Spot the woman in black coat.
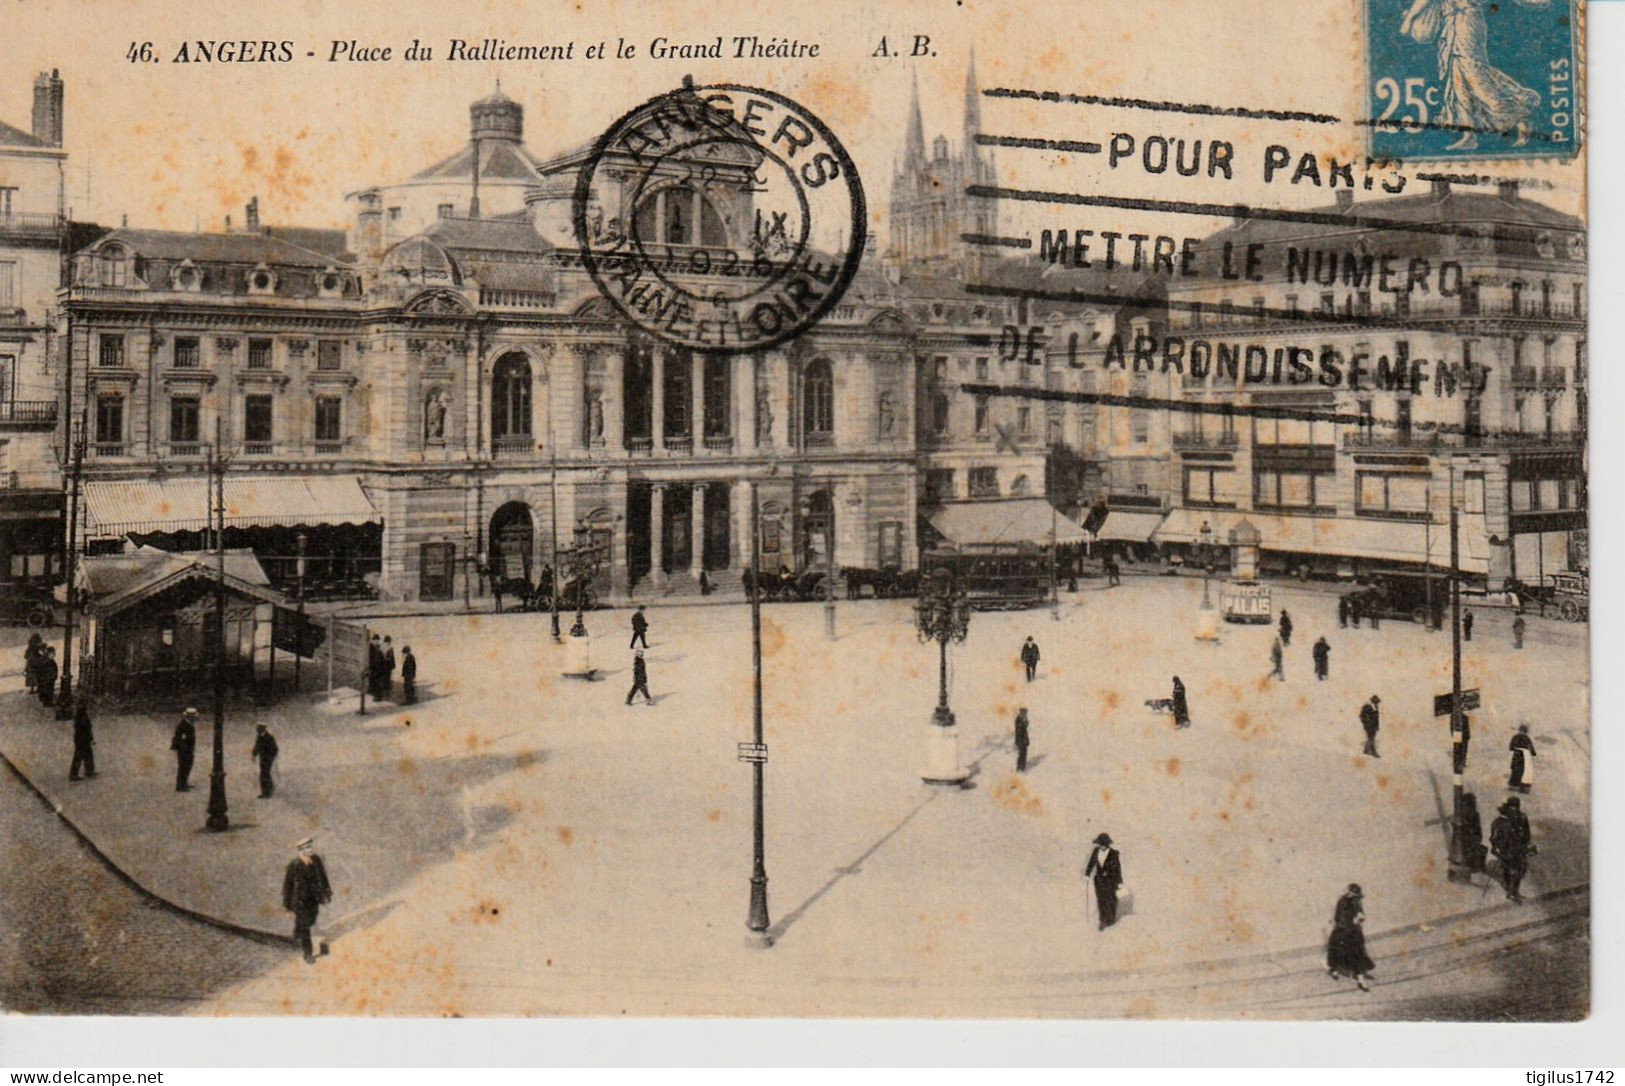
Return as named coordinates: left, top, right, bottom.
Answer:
left=1459, top=792, right=1487, bottom=873
left=1171, top=676, right=1190, bottom=729
left=1326, top=884, right=1375, bottom=990
left=1508, top=725, right=1536, bottom=793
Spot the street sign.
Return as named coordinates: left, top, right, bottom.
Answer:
left=737, top=742, right=768, bottom=764
left=1434, top=689, right=1481, bottom=717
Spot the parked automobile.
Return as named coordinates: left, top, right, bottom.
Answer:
left=0, top=585, right=56, bottom=628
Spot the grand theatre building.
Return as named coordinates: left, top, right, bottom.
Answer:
left=61, top=87, right=921, bottom=603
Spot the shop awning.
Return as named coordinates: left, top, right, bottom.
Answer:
left=1095, top=510, right=1167, bottom=543
left=81, top=476, right=380, bottom=539
left=928, top=498, right=1090, bottom=547
left=1154, top=508, right=1489, bottom=573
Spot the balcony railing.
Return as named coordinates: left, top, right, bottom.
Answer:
left=168, top=442, right=205, bottom=458
left=0, top=401, right=58, bottom=426
left=492, top=435, right=534, bottom=456
left=702, top=433, right=733, bottom=451
left=0, top=211, right=62, bottom=235
left=1343, top=428, right=1583, bottom=450
left=92, top=442, right=126, bottom=457
left=1172, top=431, right=1240, bottom=449
left=313, top=439, right=348, bottom=455
left=626, top=435, right=652, bottom=454
left=1542, top=367, right=1568, bottom=387
left=664, top=435, right=693, bottom=454
left=241, top=441, right=275, bottom=456
left=1510, top=366, right=1539, bottom=387
left=0, top=471, right=18, bottom=489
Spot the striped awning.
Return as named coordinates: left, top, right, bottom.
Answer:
left=1154, top=508, right=1490, bottom=574
left=81, top=476, right=380, bottom=539
left=928, top=498, right=1090, bottom=546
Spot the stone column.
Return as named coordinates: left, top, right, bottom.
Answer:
left=692, top=353, right=706, bottom=449
left=731, top=479, right=749, bottom=571
left=770, top=353, right=791, bottom=449
left=736, top=354, right=756, bottom=451
left=603, top=345, right=624, bottom=452
left=651, top=348, right=666, bottom=451
left=649, top=482, right=667, bottom=589
left=691, top=484, right=706, bottom=575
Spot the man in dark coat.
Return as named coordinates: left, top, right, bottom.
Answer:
left=629, top=606, right=650, bottom=650
left=1278, top=609, right=1293, bottom=647
left=282, top=837, right=333, bottom=963
left=171, top=707, right=198, bottom=791
left=1452, top=712, right=1472, bottom=773
left=1459, top=792, right=1487, bottom=873
left=1337, top=595, right=1349, bottom=628
left=68, top=697, right=96, bottom=781
left=1312, top=636, right=1331, bottom=681
left=381, top=636, right=396, bottom=701
left=1268, top=637, right=1285, bottom=681
left=1512, top=614, right=1526, bottom=650
left=23, top=632, right=43, bottom=693
left=251, top=724, right=279, bottom=799
left=1105, top=557, right=1121, bottom=587
left=1171, top=676, right=1190, bottom=729
left=1084, top=833, right=1123, bottom=930
left=1349, top=595, right=1363, bottom=628
left=1013, top=707, right=1031, bottom=773
left=625, top=649, right=652, bottom=705
left=36, top=646, right=57, bottom=707
left=1326, top=884, right=1375, bottom=990
left=1490, top=796, right=1533, bottom=902
left=1020, top=636, right=1041, bottom=682
left=1508, top=724, right=1536, bottom=793
left=1360, top=695, right=1381, bottom=758
left=401, top=646, right=418, bottom=705
left=367, top=634, right=384, bottom=699
left=1462, top=607, right=1474, bottom=642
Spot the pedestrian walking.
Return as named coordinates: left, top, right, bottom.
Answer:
left=171, top=707, right=198, bottom=792
left=1489, top=796, right=1534, bottom=903
left=1084, top=833, right=1124, bottom=931
left=1349, top=596, right=1363, bottom=628
left=1325, top=884, right=1375, bottom=991
left=1451, top=712, right=1472, bottom=773
left=401, top=646, right=417, bottom=705
left=490, top=566, right=504, bottom=613
left=629, top=605, right=649, bottom=650
left=36, top=646, right=57, bottom=707
left=1369, top=605, right=1380, bottom=631
left=23, top=632, right=44, bottom=693
left=1337, top=595, right=1349, bottom=629
left=625, top=649, right=653, bottom=705
left=1460, top=792, right=1487, bottom=873
left=1360, top=695, right=1381, bottom=758
left=1507, top=724, right=1536, bottom=794
left=367, top=634, right=384, bottom=699
left=1512, top=613, right=1526, bottom=650
left=1463, top=607, right=1474, bottom=642
left=251, top=724, right=279, bottom=798
left=381, top=636, right=396, bottom=701
left=1013, top=707, right=1030, bottom=773
left=1171, top=676, right=1190, bottom=729
left=1278, top=609, right=1293, bottom=647
left=1268, top=637, right=1285, bottom=681
left=1106, top=557, right=1122, bottom=587
left=1312, top=636, right=1331, bottom=681
left=282, top=836, right=333, bottom=964
left=1020, top=636, right=1041, bottom=682
left=68, top=697, right=96, bottom=781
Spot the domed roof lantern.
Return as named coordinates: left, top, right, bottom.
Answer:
left=471, top=79, right=523, bottom=143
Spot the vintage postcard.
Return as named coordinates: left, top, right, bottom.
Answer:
left=0, top=0, right=1587, bottom=1021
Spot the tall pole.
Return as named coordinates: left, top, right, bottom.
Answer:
left=747, top=481, right=770, bottom=935
left=823, top=490, right=835, bottom=640
left=1446, top=465, right=1468, bottom=880
left=295, top=531, right=307, bottom=688
left=549, top=389, right=561, bottom=642
left=205, top=420, right=230, bottom=832
left=56, top=407, right=84, bottom=719
left=1049, top=502, right=1059, bottom=620
left=1425, top=482, right=1435, bottom=629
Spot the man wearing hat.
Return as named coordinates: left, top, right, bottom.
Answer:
left=1084, top=833, right=1124, bottom=931
left=1360, top=695, right=1382, bottom=758
left=1020, top=636, right=1041, bottom=683
left=282, top=836, right=333, bottom=964
left=251, top=724, right=280, bottom=799
left=1489, top=796, right=1534, bottom=903
left=171, top=708, right=198, bottom=791
left=626, top=649, right=652, bottom=706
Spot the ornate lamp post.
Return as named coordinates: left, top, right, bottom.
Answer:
left=914, top=565, right=972, bottom=785
left=1195, top=519, right=1220, bottom=642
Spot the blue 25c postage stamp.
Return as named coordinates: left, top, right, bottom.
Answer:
left=1365, top=0, right=1579, bottom=160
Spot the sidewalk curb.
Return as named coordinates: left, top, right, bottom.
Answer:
left=0, top=749, right=295, bottom=949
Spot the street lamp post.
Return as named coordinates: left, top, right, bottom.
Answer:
left=294, top=531, right=307, bottom=689
left=1446, top=466, right=1472, bottom=882
left=56, top=409, right=85, bottom=720
left=1049, top=501, right=1060, bottom=621
left=548, top=385, right=562, bottom=643
left=1195, top=520, right=1219, bottom=641
left=746, top=481, right=770, bottom=938
left=205, top=425, right=230, bottom=833
left=915, top=565, right=972, bottom=785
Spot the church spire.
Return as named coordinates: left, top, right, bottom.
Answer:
left=964, top=49, right=981, bottom=146
left=905, top=71, right=926, bottom=167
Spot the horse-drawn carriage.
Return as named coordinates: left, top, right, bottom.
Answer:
left=742, top=567, right=827, bottom=602
left=841, top=566, right=921, bottom=600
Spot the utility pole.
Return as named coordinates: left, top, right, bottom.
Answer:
left=55, top=407, right=85, bottom=719
left=747, top=481, right=771, bottom=938
left=823, top=492, right=835, bottom=640
left=1446, top=466, right=1469, bottom=881
left=294, top=531, right=307, bottom=689
left=1049, top=500, right=1060, bottom=621
left=205, top=419, right=230, bottom=833
left=549, top=398, right=562, bottom=642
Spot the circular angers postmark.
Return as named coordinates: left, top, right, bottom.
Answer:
left=572, top=80, right=866, bottom=354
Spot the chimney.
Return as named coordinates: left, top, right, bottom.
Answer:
left=1335, top=190, right=1354, bottom=212
left=1431, top=179, right=1452, bottom=198
left=31, top=69, right=64, bottom=147
left=1498, top=179, right=1521, bottom=202
left=245, top=196, right=260, bottom=232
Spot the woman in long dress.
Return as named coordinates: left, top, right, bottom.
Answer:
left=1171, top=676, right=1190, bottom=729
left=1399, top=0, right=1540, bottom=150
left=1508, top=724, right=1537, bottom=793
left=1327, top=884, right=1376, bottom=991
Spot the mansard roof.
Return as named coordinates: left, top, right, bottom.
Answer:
left=1201, top=187, right=1583, bottom=250
left=411, top=139, right=545, bottom=182
left=422, top=213, right=552, bottom=254
left=89, top=227, right=351, bottom=268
